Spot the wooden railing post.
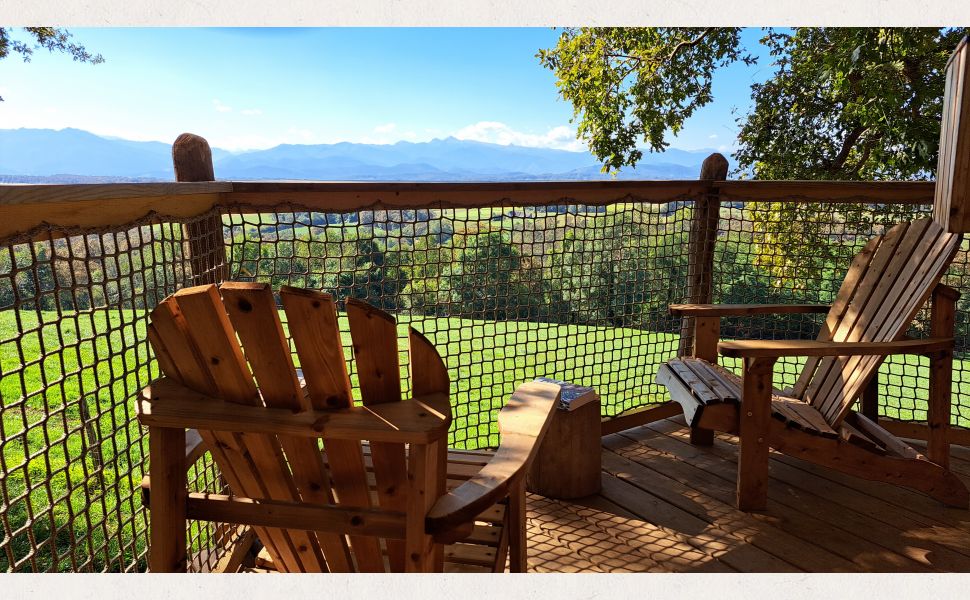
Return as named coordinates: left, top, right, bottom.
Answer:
left=173, top=133, right=228, bottom=285
left=678, top=153, right=729, bottom=358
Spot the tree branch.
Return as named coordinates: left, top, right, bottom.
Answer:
left=827, top=126, right=867, bottom=173
left=666, top=28, right=716, bottom=63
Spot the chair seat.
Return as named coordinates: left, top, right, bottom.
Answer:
left=239, top=446, right=511, bottom=573
left=659, top=357, right=838, bottom=438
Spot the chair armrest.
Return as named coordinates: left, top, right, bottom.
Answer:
left=718, top=337, right=954, bottom=358
left=425, top=380, right=561, bottom=535
left=669, top=303, right=831, bottom=317
left=137, top=377, right=450, bottom=444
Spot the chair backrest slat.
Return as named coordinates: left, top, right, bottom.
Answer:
left=792, top=233, right=884, bottom=397
left=171, top=285, right=326, bottom=572
left=279, top=286, right=386, bottom=572
left=798, top=218, right=960, bottom=426
left=221, top=282, right=354, bottom=572
left=148, top=293, right=301, bottom=572
left=346, top=298, right=411, bottom=572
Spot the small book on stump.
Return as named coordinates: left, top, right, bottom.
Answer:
left=534, top=377, right=598, bottom=411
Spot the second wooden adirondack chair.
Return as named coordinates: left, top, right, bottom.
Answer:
left=137, top=283, right=561, bottom=572
left=658, top=217, right=968, bottom=511
left=657, top=36, right=970, bottom=512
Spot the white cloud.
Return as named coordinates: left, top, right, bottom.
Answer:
left=452, top=121, right=584, bottom=151
left=240, top=108, right=262, bottom=116
left=212, top=99, right=233, bottom=113
left=374, top=122, right=397, bottom=134
left=708, top=134, right=719, bottom=139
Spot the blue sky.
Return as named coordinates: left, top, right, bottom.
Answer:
left=0, top=27, right=776, bottom=154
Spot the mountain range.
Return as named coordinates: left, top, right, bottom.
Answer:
left=0, top=127, right=731, bottom=182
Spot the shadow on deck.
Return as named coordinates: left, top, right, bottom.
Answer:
left=523, top=417, right=970, bottom=572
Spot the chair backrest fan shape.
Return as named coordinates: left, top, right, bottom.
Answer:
left=146, top=282, right=451, bottom=573
left=792, top=218, right=961, bottom=427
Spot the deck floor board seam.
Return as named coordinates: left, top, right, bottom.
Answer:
left=637, top=422, right=970, bottom=570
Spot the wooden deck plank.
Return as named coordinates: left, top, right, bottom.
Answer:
left=527, top=487, right=733, bottom=573
left=602, top=432, right=859, bottom=572
left=229, top=419, right=970, bottom=573
left=598, top=457, right=795, bottom=572
left=645, top=421, right=970, bottom=570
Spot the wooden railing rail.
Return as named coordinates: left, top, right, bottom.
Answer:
left=0, top=178, right=939, bottom=243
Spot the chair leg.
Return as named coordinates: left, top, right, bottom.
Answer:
left=928, top=284, right=958, bottom=470
left=737, top=357, right=775, bottom=511
left=689, top=427, right=715, bottom=446
left=507, top=478, right=528, bottom=573
left=148, top=425, right=187, bottom=572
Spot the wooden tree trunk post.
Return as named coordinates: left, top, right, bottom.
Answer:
left=927, top=284, right=959, bottom=469
left=678, top=154, right=727, bottom=447
left=173, top=133, right=228, bottom=285
left=678, top=152, right=729, bottom=359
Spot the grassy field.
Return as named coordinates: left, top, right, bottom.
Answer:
left=1, top=307, right=968, bottom=571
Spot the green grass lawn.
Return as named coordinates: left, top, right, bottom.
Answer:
left=1, top=306, right=968, bottom=571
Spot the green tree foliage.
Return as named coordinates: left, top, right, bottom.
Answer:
left=446, top=232, right=543, bottom=321
left=333, top=238, right=409, bottom=310
left=539, top=27, right=967, bottom=283
left=0, top=27, right=103, bottom=100
left=551, top=210, right=688, bottom=328
left=537, top=28, right=752, bottom=172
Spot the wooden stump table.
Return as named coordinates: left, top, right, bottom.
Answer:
left=526, top=378, right=602, bottom=499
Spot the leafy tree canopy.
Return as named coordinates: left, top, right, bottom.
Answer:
left=539, top=27, right=966, bottom=180
left=0, top=27, right=103, bottom=101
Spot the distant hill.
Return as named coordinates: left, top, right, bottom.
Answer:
left=0, top=127, right=730, bottom=182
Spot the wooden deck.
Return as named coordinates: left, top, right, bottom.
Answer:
left=522, top=417, right=970, bottom=572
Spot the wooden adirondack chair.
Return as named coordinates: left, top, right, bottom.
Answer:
left=658, top=217, right=968, bottom=511
left=137, top=282, right=561, bottom=572
left=657, top=36, right=970, bottom=513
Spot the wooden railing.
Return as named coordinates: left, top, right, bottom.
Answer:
left=1, top=170, right=954, bottom=431
left=0, top=178, right=937, bottom=241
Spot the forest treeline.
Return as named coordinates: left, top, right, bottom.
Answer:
left=2, top=206, right=967, bottom=346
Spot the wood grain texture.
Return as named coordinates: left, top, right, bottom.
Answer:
left=669, top=303, right=830, bottom=316
left=185, top=493, right=407, bottom=539
left=934, top=36, right=970, bottom=232
left=737, top=357, right=775, bottom=511
left=527, top=396, right=602, bottom=499
left=279, top=286, right=385, bottom=572
left=0, top=181, right=230, bottom=205
left=345, top=298, right=408, bottom=571
left=718, top=179, right=935, bottom=203
left=928, top=284, right=958, bottom=468
left=600, top=402, right=683, bottom=435
left=677, top=153, right=728, bottom=357
left=146, top=296, right=298, bottom=572
left=137, top=379, right=450, bottom=443
left=220, top=282, right=353, bottom=571
left=147, top=425, right=187, bottom=572
left=0, top=193, right=224, bottom=241
left=427, top=381, right=560, bottom=532
left=227, top=180, right=708, bottom=211
left=173, top=285, right=323, bottom=571
left=718, top=337, right=954, bottom=358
